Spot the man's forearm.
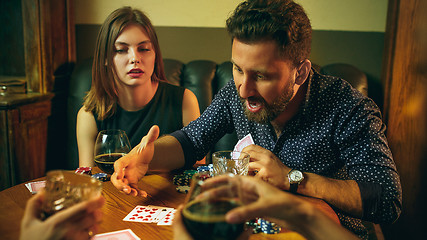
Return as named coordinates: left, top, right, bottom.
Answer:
left=150, top=135, right=186, bottom=171
left=298, top=173, right=363, bottom=218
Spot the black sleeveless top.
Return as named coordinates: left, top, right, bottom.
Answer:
left=95, top=81, right=185, bottom=147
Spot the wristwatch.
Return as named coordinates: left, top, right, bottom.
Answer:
left=287, top=169, right=304, bottom=193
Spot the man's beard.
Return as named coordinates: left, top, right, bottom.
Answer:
left=239, top=81, right=294, bottom=124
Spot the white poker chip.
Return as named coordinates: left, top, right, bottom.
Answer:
left=176, top=186, right=190, bottom=193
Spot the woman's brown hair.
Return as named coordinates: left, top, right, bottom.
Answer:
left=83, top=6, right=166, bottom=120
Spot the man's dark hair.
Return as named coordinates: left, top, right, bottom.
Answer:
left=226, top=0, right=312, bottom=66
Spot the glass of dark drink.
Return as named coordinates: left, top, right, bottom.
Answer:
left=182, top=173, right=245, bottom=240
left=94, top=129, right=131, bottom=175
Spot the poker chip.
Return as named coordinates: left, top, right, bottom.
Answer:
left=246, top=219, right=263, bottom=234
left=183, top=169, right=197, bottom=176
left=198, top=172, right=211, bottom=180
left=173, top=169, right=199, bottom=186
left=176, top=186, right=190, bottom=193
left=252, top=226, right=263, bottom=234
left=75, top=167, right=92, bottom=175
left=245, top=220, right=257, bottom=228
left=197, top=165, right=210, bottom=172
left=91, top=173, right=108, bottom=182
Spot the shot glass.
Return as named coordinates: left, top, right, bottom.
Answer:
left=42, top=170, right=103, bottom=219
left=212, top=151, right=250, bottom=176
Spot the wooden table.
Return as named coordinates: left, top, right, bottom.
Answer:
left=0, top=171, right=340, bottom=240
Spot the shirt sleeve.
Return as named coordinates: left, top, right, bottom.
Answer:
left=171, top=82, right=237, bottom=166
left=335, top=98, right=402, bottom=223
left=170, top=130, right=198, bottom=169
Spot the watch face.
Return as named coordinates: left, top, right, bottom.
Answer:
left=289, top=170, right=304, bottom=182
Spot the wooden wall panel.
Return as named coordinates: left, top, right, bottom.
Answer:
left=381, top=0, right=427, bottom=239
left=21, top=0, right=75, bottom=93
left=21, top=0, right=42, bottom=93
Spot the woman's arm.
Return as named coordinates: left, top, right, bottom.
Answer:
left=181, top=89, right=200, bottom=126
left=76, top=107, right=99, bottom=167
left=181, top=88, right=205, bottom=165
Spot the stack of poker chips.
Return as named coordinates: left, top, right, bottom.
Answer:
left=75, top=167, right=109, bottom=182
left=257, top=218, right=281, bottom=234
left=92, top=173, right=109, bottom=182
left=173, top=170, right=197, bottom=186
left=245, top=220, right=260, bottom=233
left=173, top=169, right=197, bottom=193
left=246, top=218, right=281, bottom=234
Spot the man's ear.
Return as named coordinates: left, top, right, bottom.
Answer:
left=295, top=59, right=311, bottom=85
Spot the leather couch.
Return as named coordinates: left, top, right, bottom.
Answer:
left=65, top=58, right=368, bottom=169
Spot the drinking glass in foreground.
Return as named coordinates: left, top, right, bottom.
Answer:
left=182, top=173, right=245, bottom=240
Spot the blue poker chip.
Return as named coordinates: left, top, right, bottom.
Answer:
left=197, top=165, right=214, bottom=177
left=197, top=166, right=210, bottom=172
left=258, top=218, right=281, bottom=234
left=208, top=164, right=213, bottom=170
left=91, top=173, right=108, bottom=181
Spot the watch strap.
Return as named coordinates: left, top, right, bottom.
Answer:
left=289, top=182, right=298, bottom=193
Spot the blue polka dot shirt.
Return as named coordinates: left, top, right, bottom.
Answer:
left=171, top=70, right=402, bottom=238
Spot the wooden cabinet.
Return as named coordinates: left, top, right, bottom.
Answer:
left=0, top=93, right=53, bottom=191
left=0, top=0, right=74, bottom=190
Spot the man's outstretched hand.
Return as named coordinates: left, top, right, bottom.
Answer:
left=111, top=125, right=160, bottom=196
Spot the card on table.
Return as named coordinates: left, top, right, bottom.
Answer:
left=157, top=209, right=176, bottom=226
left=148, top=205, right=175, bottom=223
left=25, top=180, right=46, bottom=194
left=92, top=229, right=140, bottom=240
left=123, top=205, right=174, bottom=223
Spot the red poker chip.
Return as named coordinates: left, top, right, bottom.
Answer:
left=75, top=167, right=92, bottom=175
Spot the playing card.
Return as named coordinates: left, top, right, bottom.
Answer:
left=92, top=229, right=140, bottom=240
left=233, top=134, right=254, bottom=154
left=123, top=206, right=165, bottom=223
left=157, top=209, right=176, bottom=226
left=25, top=180, right=46, bottom=194
left=148, top=205, right=174, bottom=222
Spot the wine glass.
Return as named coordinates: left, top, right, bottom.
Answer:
left=94, top=129, right=131, bottom=175
left=182, top=173, right=245, bottom=240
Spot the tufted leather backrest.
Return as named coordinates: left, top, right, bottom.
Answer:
left=66, top=59, right=368, bottom=169
left=66, top=57, right=93, bottom=170
left=320, top=63, right=368, bottom=96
